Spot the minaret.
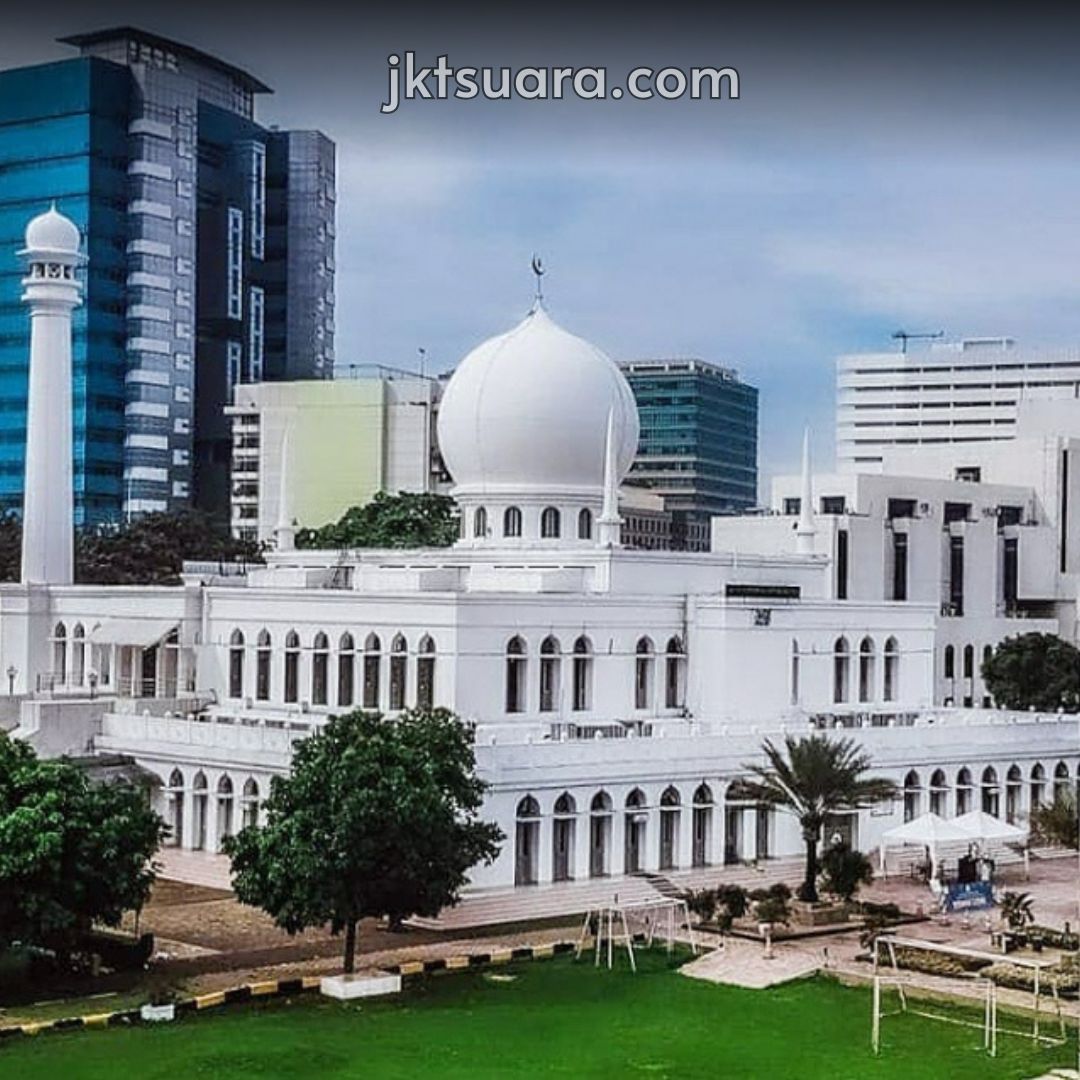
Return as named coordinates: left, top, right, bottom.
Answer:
left=274, top=422, right=296, bottom=553
left=597, top=409, right=623, bottom=547
left=19, top=206, right=82, bottom=585
left=795, top=426, right=816, bottom=555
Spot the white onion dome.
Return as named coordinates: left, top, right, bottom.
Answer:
left=437, top=305, right=639, bottom=499
left=22, top=205, right=81, bottom=257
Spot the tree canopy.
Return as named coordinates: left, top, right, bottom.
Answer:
left=0, top=509, right=262, bottom=586
left=296, top=492, right=459, bottom=550
left=732, top=734, right=897, bottom=902
left=225, top=708, right=502, bottom=973
left=0, top=734, right=165, bottom=961
left=981, top=633, right=1080, bottom=713
left=1029, top=790, right=1079, bottom=850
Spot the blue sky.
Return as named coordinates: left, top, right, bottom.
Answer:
left=8, top=5, right=1080, bottom=487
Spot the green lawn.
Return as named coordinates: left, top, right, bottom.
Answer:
left=0, top=952, right=1072, bottom=1079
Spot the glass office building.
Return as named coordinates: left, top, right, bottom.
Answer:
left=0, top=28, right=334, bottom=524
left=620, top=359, right=758, bottom=550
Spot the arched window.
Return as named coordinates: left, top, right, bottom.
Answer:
left=944, top=645, right=955, bottom=680
left=552, top=792, right=576, bottom=881
left=1055, top=761, right=1070, bottom=803
left=515, top=795, right=541, bottom=886
left=417, top=635, right=436, bottom=709
left=903, top=770, right=921, bottom=823
left=624, top=788, right=647, bottom=873
left=1031, top=763, right=1046, bottom=809
left=956, top=767, right=973, bottom=815
left=506, top=636, right=527, bottom=714
left=659, top=786, right=681, bottom=871
left=963, top=644, right=975, bottom=680
left=217, top=775, right=235, bottom=844
left=541, top=506, right=561, bottom=539
left=283, top=630, right=300, bottom=704
left=577, top=508, right=593, bottom=540
left=256, top=630, right=271, bottom=701
left=981, top=766, right=999, bottom=817
left=692, top=783, right=713, bottom=868
left=883, top=637, right=900, bottom=702
left=635, top=637, right=654, bottom=710
left=982, top=645, right=994, bottom=706
left=192, top=771, right=208, bottom=851
left=554, top=792, right=576, bottom=815
left=572, top=635, right=593, bottom=712
left=473, top=506, right=488, bottom=538
left=229, top=629, right=245, bottom=699
left=72, top=623, right=86, bottom=686
left=833, top=637, right=851, bottom=704
left=539, top=636, right=561, bottom=713
left=389, top=634, right=408, bottom=710
left=311, top=632, right=329, bottom=706
left=1006, top=765, right=1022, bottom=824
left=929, top=769, right=948, bottom=816
left=504, top=506, right=522, bottom=538
left=338, top=633, right=355, bottom=707
left=589, top=791, right=613, bottom=878
left=52, top=622, right=67, bottom=682
left=858, top=637, right=875, bottom=703
left=790, top=639, right=800, bottom=705
left=363, top=633, right=381, bottom=709
left=241, top=777, right=260, bottom=830
left=166, top=768, right=185, bottom=847
left=665, top=636, right=685, bottom=709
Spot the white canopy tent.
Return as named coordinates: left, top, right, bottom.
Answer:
left=879, top=812, right=971, bottom=877
left=951, top=810, right=1028, bottom=846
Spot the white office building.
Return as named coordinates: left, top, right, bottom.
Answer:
left=836, top=337, right=1080, bottom=472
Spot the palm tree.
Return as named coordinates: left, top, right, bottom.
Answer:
left=733, top=734, right=898, bottom=902
left=1029, top=790, right=1079, bottom=850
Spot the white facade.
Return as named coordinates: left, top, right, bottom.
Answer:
left=836, top=336, right=1080, bottom=472
left=4, top=217, right=1078, bottom=893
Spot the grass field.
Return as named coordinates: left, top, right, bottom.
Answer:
left=0, top=952, right=1072, bottom=1079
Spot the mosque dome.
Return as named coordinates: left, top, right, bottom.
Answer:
left=437, top=305, right=640, bottom=500
left=23, top=205, right=81, bottom=256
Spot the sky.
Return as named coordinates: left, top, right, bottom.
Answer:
left=5, top=3, right=1080, bottom=487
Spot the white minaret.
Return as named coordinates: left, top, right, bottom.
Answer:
left=597, top=408, right=623, bottom=547
left=20, top=206, right=82, bottom=585
left=274, top=421, right=297, bottom=553
left=795, top=426, right=816, bottom=556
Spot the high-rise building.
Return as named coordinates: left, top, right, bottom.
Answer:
left=619, top=358, right=758, bottom=550
left=836, top=337, right=1080, bottom=473
left=0, top=27, right=335, bottom=525
left=227, top=373, right=446, bottom=544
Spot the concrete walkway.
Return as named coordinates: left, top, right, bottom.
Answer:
left=682, top=937, right=823, bottom=989
left=158, top=848, right=232, bottom=891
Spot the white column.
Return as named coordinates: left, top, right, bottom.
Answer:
left=537, top=813, right=554, bottom=885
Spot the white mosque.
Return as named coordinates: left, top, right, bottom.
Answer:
left=3, top=207, right=1079, bottom=892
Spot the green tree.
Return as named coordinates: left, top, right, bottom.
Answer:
left=296, top=492, right=459, bottom=550
left=0, top=512, right=20, bottom=582
left=225, top=708, right=502, bottom=974
left=981, top=632, right=1080, bottom=713
left=732, top=735, right=897, bottom=903
left=76, top=509, right=263, bottom=585
left=0, top=734, right=165, bottom=963
left=1029, top=789, right=1079, bottom=849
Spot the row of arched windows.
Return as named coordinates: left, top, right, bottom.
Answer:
left=227, top=630, right=436, bottom=712
left=942, top=643, right=994, bottom=706
left=902, top=761, right=1078, bottom=823
left=470, top=505, right=594, bottom=541
left=824, top=636, right=900, bottom=705
left=506, top=635, right=686, bottom=714
left=515, top=783, right=715, bottom=883
left=163, top=768, right=261, bottom=850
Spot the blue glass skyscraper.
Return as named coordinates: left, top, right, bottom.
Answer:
left=0, top=28, right=335, bottom=525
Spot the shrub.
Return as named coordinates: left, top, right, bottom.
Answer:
left=684, top=888, right=718, bottom=923
left=755, top=895, right=791, bottom=927
left=860, top=900, right=902, bottom=920
left=1000, top=891, right=1035, bottom=933
left=819, top=844, right=874, bottom=902
left=716, top=884, right=749, bottom=920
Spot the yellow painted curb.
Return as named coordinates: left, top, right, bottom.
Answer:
left=445, top=956, right=469, bottom=970
left=19, top=1023, right=45, bottom=1036
left=82, top=1014, right=113, bottom=1028
left=398, top=961, right=425, bottom=976
left=249, top=981, right=279, bottom=996
left=532, top=945, right=555, bottom=958
left=195, top=991, right=225, bottom=1009
left=301, top=976, right=322, bottom=990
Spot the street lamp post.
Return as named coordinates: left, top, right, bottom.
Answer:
left=88, top=671, right=98, bottom=700
left=6, top=665, right=16, bottom=696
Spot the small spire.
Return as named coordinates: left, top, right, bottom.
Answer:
left=275, top=421, right=296, bottom=553
left=796, top=426, right=816, bottom=555
left=598, top=408, right=622, bottom=547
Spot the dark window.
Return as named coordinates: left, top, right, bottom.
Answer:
left=997, top=505, right=1022, bottom=527
left=836, top=529, right=849, bottom=600
left=820, top=496, right=846, bottom=515
left=892, top=532, right=908, bottom=601
left=783, top=497, right=801, bottom=516
left=944, top=501, right=971, bottom=524
left=955, top=466, right=982, bottom=483
left=389, top=637, right=407, bottom=710
left=949, top=536, right=965, bottom=615
left=506, top=637, right=526, bottom=713
left=887, top=498, right=917, bottom=519
left=284, top=632, right=299, bottom=704
left=1003, top=537, right=1018, bottom=606
left=944, top=645, right=955, bottom=679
